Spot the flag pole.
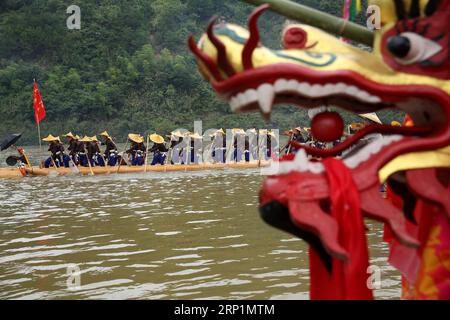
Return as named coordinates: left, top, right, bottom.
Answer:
left=37, top=121, right=42, bottom=150
left=33, top=78, right=42, bottom=150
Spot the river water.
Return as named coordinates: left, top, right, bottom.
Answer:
left=0, top=146, right=400, bottom=299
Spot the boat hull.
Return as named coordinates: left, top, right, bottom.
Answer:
left=0, top=161, right=270, bottom=178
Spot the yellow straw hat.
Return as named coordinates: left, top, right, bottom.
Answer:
left=232, top=128, right=245, bottom=135
left=128, top=133, right=144, bottom=143
left=75, top=135, right=81, bottom=140
left=189, top=132, right=203, bottom=140
left=391, top=121, right=401, bottom=127
left=90, top=135, right=99, bottom=142
left=65, top=132, right=76, bottom=139
left=42, top=134, right=60, bottom=142
left=79, top=135, right=92, bottom=143
left=167, top=130, right=185, bottom=138
left=100, top=131, right=111, bottom=139
left=260, top=129, right=276, bottom=136
left=209, top=128, right=225, bottom=137
left=303, top=127, right=311, bottom=132
left=149, top=133, right=164, bottom=144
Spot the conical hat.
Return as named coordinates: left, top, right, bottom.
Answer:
left=208, top=129, right=225, bottom=137
left=170, top=130, right=185, bottom=138
left=128, top=133, right=144, bottom=143
left=90, top=135, right=99, bottom=142
left=391, top=121, right=401, bottom=127
left=260, top=129, right=276, bottom=137
left=100, top=131, right=111, bottom=139
left=232, top=128, right=245, bottom=135
left=75, top=135, right=81, bottom=140
left=65, top=132, right=76, bottom=139
left=359, top=113, right=382, bottom=124
left=79, top=135, right=92, bottom=143
left=149, top=133, right=164, bottom=144
left=189, top=132, right=203, bottom=140
left=42, top=134, right=60, bottom=142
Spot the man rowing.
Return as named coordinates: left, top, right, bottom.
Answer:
left=149, top=133, right=168, bottom=165
left=79, top=136, right=95, bottom=167
left=42, top=134, right=68, bottom=168
left=188, top=132, right=202, bottom=164
left=64, top=132, right=79, bottom=165
left=232, top=128, right=246, bottom=162
left=90, top=136, right=105, bottom=166
left=126, top=134, right=146, bottom=166
left=100, top=131, right=118, bottom=166
left=168, top=130, right=186, bottom=165
left=210, top=129, right=226, bottom=163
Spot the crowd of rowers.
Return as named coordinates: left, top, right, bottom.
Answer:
left=41, top=117, right=397, bottom=169
left=40, top=129, right=280, bottom=168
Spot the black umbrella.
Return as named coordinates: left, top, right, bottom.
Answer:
left=0, top=133, right=22, bottom=151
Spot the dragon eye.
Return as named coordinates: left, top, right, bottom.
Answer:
left=387, top=32, right=442, bottom=65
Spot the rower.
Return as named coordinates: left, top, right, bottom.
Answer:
left=42, top=134, right=66, bottom=168
left=247, top=129, right=258, bottom=162
left=90, top=136, right=105, bottom=167
left=64, top=132, right=79, bottom=165
left=283, top=127, right=304, bottom=154
left=78, top=136, right=93, bottom=167
left=210, top=129, right=226, bottom=163
left=149, top=134, right=168, bottom=165
left=100, top=131, right=118, bottom=166
left=167, top=130, right=185, bottom=164
left=126, top=134, right=146, bottom=166
left=188, top=132, right=203, bottom=164
left=232, top=128, right=246, bottom=162
left=260, top=129, right=277, bottom=160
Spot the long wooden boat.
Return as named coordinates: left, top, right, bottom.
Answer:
left=0, top=161, right=270, bottom=179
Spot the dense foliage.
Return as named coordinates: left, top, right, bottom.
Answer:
left=0, top=0, right=397, bottom=144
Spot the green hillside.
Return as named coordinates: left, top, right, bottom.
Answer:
left=0, top=0, right=398, bottom=144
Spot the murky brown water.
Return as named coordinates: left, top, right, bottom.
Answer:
left=0, top=146, right=400, bottom=299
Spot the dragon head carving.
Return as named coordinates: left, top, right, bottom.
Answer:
left=189, top=0, right=450, bottom=277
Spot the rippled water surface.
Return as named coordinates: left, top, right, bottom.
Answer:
left=0, top=147, right=400, bottom=299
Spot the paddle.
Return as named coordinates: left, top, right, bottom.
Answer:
left=86, top=152, right=95, bottom=176
left=116, top=140, right=129, bottom=173
left=144, top=134, right=150, bottom=172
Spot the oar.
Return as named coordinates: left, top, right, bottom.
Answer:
left=86, top=153, right=95, bottom=176
left=50, top=157, right=60, bottom=173
left=280, top=132, right=294, bottom=154
left=116, top=140, right=129, bottom=173
left=224, top=133, right=235, bottom=164
left=144, top=134, right=150, bottom=172
left=68, top=155, right=80, bottom=174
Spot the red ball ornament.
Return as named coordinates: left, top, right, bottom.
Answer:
left=311, top=111, right=344, bottom=142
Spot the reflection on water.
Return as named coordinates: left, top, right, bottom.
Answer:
left=0, top=147, right=400, bottom=299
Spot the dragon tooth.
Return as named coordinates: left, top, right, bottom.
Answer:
left=244, top=89, right=258, bottom=104
left=230, top=96, right=239, bottom=111
left=297, top=82, right=311, bottom=96
left=257, top=83, right=275, bottom=114
left=274, top=79, right=289, bottom=93
left=286, top=80, right=299, bottom=92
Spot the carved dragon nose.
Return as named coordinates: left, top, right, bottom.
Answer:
left=387, top=36, right=411, bottom=58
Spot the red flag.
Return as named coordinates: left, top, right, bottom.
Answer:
left=33, top=80, right=46, bottom=124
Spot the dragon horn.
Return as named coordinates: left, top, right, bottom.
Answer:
left=240, top=0, right=374, bottom=47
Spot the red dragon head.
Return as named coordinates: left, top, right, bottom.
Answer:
left=189, top=0, right=450, bottom=266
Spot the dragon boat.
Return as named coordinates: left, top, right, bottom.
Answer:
left=0, top=161, right=270, bottom=179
